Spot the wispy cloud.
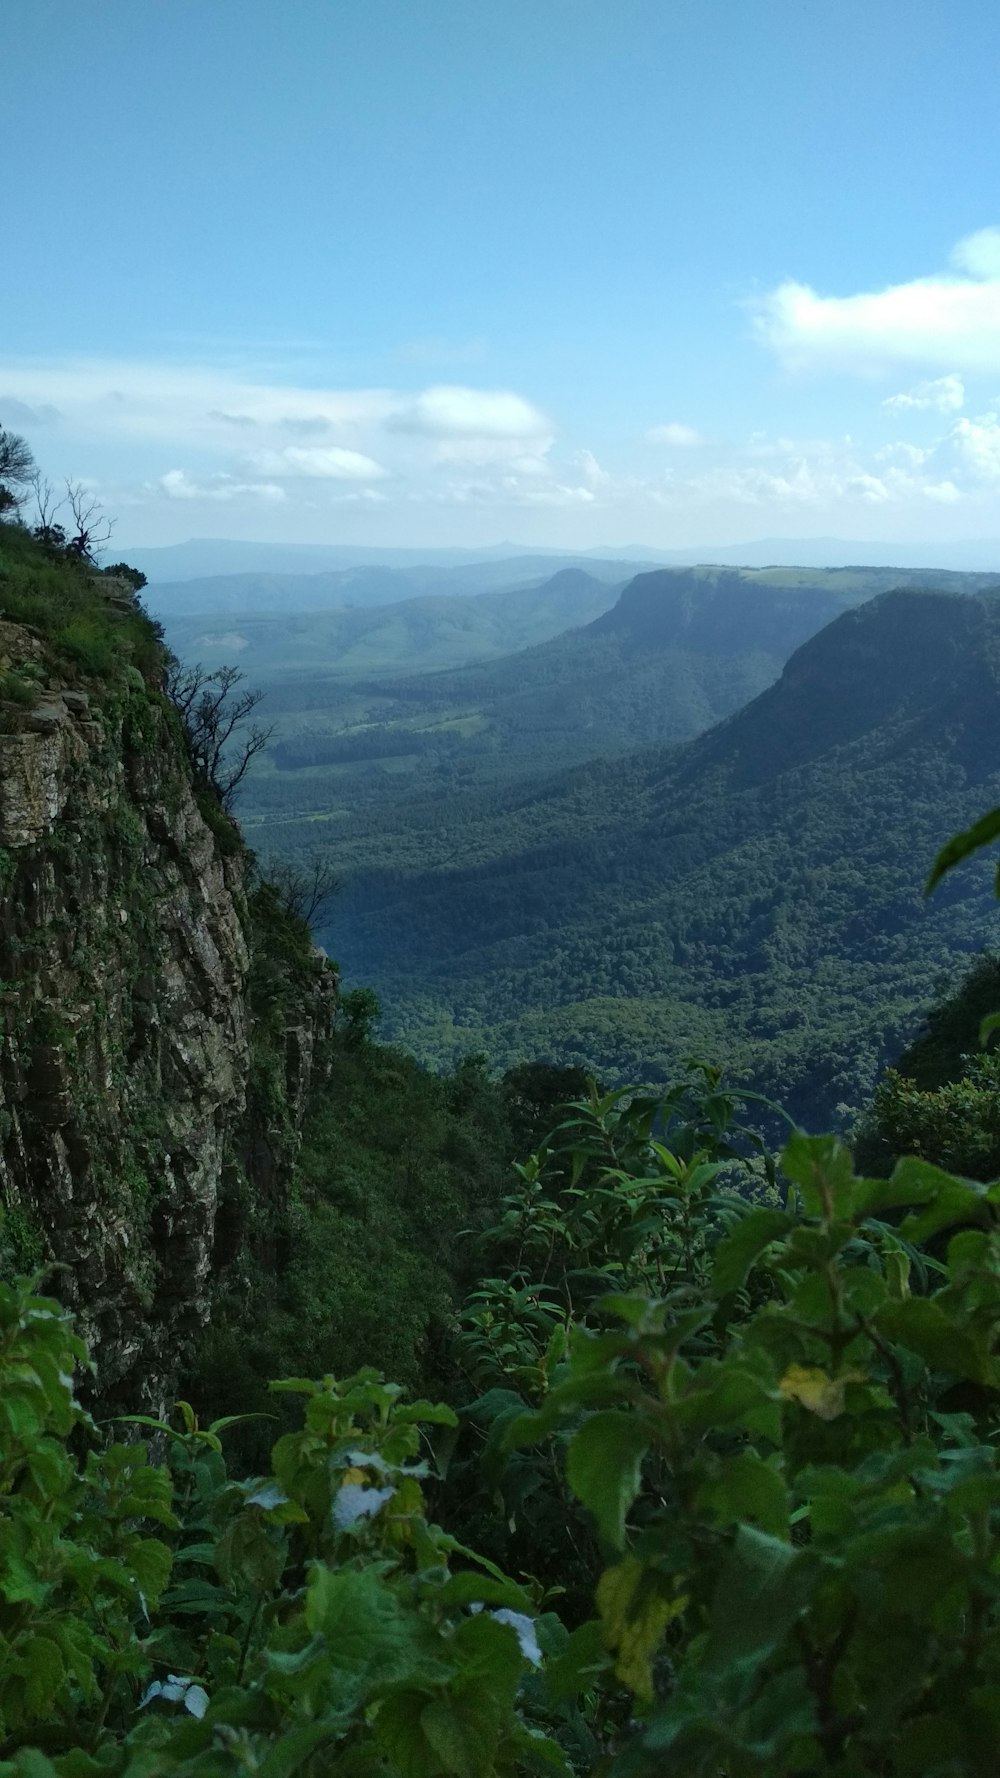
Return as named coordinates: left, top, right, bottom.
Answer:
left=248, top=444, right=387, bottom=480
left=647, top=422, right=704, bottom=447
left=156, top=469, right=286, bottom=504
left=883, top=375, right=965, bottom=413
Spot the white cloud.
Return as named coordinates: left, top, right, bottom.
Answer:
left=157, top=469, right=285, bottom=504
left=575, top=449, right=611, bottom=487
left=754, top=228, right=1000, bottom=372
left=0, top=359, right=552, bottom=457
left=875, top=441, right=931, bottom=466
left=647, top=422, right=703, bottom=446
left=437, top=474, right=596, bottom=508
left=249, top=444, right=387, bottom=480
left=924, top=480, right=962, bottom=503
left=387, top=385, right=550, bottom=439
left=951, top=411, right=1000, bottom=481
left=951, top=227, right=1000, bottom=279
left=428, top=437, right=554, bottom=470
left=883, top=375, right=965, bottom=413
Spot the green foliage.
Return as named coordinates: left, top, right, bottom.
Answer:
left=0, top=672, right=38, bottom=709
left=885, top=953, right=1000, bottom=1090
left=927, top=801, right=1000, bottom=894
left=857, top=1053, right=1000, bottom=1181
left=855, top=956, right=1000, bottom=1179
left=188, top=1041, right=521, bottom=1458
left=10, top=1086, right=1000, bottom=1772
left=451, top=1087, right=1000, bottom=1772
left=0, top=1273, right=565, bottom=1776
left=337, top=984, right=381, bottom=1044
left=0, top=523, right=162, bottom=689
left=308, top=586, right=1000, bottom=1128
left=193, top=786, right=242, bottom=857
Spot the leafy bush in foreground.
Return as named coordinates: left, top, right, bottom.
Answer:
left=6, top=1102, right=1000, bottom=1774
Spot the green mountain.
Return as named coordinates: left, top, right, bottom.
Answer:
left=321, top=565, right=879, bottom=772
left=236, top=561, right=1000, bottom=852
left=158, top=566, right=623, bottom=681
left=147, top=553, right=638, bottom=614
left=325, top=586, right=1000, bottom=1126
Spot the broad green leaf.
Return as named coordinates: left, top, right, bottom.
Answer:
left=435, top=1573, right=534, bottom=1613
left=304, top=1567, right=427, bottom=1694
left=393, top=1399, right=459, bottom=1427
left=541, top=1618, right=610, bottom=1701
left=375, top=1690, right=440, bottom=1777
left=125, top=1536, right=173, bottom=1603
left=17, top=1635, right=66, bottom=1719
left=421, top=1689, right=502, bottom=1778
left=256, top=1721, right=347, bottom=1778
left=876, top=1298, right=993, bottom=1384
left=509, top=1720, right=573, bottom=1774
left=780, top=1133, right=855, bottom=1218
left=566, top=1411, right=649, bottom=1549
left=697, top=1447, right=788, bottom=1537
left=704, top=1526, right=817, bottom=1676
left=926, top=804, right=1000, bottom=893
left=214, top=1511, right=286, bottom=1593
left=713, top=1207, right=795, bottom=1294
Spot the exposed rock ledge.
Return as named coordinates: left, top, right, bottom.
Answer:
left=0, top=627, right=288, bottom=1407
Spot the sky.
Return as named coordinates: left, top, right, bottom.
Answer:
left=5, top=0, right=1000, bottom=553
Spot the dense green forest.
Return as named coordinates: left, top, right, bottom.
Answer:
left=8, top=482, right=1000, bottom=1772
left=158, top=569, right=623, bottom=685
left=10, top=958, right=1000, bottom=1775
left=174, top=565, right=1000, bottom=1136
left=216, top=563, right=1000, bottom=821
left=308, top=587, right=1000, bottom=1125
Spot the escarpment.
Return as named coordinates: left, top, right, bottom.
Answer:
left=0, top=565, right=336, bottom=1409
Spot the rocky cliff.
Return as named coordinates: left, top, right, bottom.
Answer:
left=0, top=543, right=335, bottom=1407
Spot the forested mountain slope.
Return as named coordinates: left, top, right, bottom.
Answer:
left=327, top=587, right=1000, bottom=1125
left=159, top=567, right=622, bottom=681
left=328, top=566, right=872, bottom=768
left=233, top=563, right=1000, bottom=848
left=147, top=554, right=637, bottom=615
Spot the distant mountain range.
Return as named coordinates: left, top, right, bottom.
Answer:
left=323, top=585, right=1000, bottom=1127
left=158, top=568, right=624, bottom=681
left=127, top=534, right=1000, bottom=585
left=232, top=563, right=1000, bottom=783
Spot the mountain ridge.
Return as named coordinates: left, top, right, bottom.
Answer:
left=325, top=585, right=1000, bottom=1124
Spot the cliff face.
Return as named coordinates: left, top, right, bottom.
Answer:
left=0, top=607, right=331, bottom=1407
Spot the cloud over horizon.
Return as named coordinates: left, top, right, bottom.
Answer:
left=5, top=340, right=1000, bottom=546
left=755, top=228, right=1000, bottom=374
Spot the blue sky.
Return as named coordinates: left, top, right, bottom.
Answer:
left=5, top=0, right=1000, bottom=550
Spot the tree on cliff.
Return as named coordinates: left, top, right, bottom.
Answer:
left=167, top=660, right=274, bottom=811
left=0, top=424, right=36, bottom=515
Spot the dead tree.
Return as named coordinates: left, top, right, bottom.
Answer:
left=265, top=856, right=342, bottom=928
left=166, top=661, right=274, bottom=811
left=29, top=474, right=68, bottom=550
left=64, top=481, right=114, bottom=563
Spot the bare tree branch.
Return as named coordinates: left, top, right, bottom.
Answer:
left=265, top=856, right=342, bottom=928
left=165, top=659, right=274, bottom=811
left=64, top=480, right=115, bottom=563
left=29, top=473, right=68, bottom=549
